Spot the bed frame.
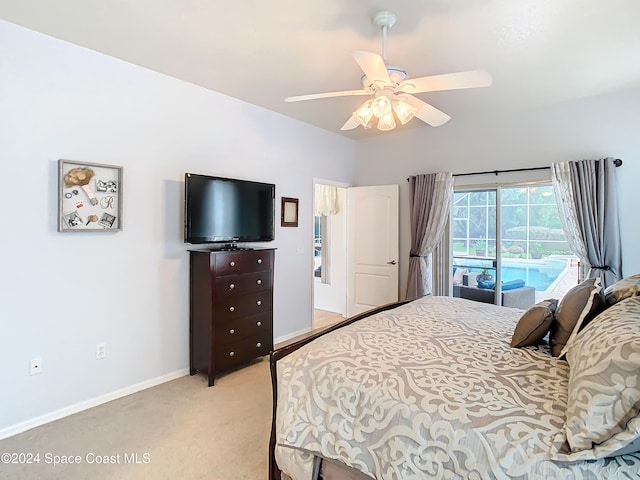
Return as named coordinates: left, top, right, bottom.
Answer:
left=268, top=301, right=410, bottom=480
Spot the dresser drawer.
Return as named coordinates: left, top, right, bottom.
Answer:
left=215, top=291, right=272, bottom=320
left=216, top=312, right=271, bottom=345
left=215, top=332, right=272, bottom=371
left=215, top=250, right=273, bottom=275
left=215, top=271, right=272, bottom=298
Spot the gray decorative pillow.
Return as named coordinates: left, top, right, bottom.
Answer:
left=604, top=273, right=640, bottom=307
left=549, top=277, right=604, bottom=357
left=562, top=296, right=640, bottom=459
left=510, top=299, right=558, bottom=348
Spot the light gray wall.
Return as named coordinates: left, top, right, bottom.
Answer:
left=354, top=87, right=640, bottom=298
left=0, top=20, right=356, bottom=435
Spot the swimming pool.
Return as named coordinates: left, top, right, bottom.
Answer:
left=454, top=257, right=569, bottom=291
left=501, top=261, right=566, bottom=291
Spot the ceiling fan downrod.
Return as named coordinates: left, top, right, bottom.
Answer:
left=372, top=10, right=396, bottom=62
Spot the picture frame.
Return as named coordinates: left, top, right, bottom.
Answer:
left=281, top=197, right=299, bottom=227
left=57, top=159, right=123, bottom=232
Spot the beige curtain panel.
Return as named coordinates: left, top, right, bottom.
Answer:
left=314, top=184, right=339, bottom=216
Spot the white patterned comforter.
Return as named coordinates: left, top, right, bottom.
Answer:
left=275, top=296, right=640, bottom=479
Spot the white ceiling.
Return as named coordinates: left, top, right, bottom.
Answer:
left=2, top=0, right=639, bottom=139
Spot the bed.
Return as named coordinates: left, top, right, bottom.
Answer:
left=269, top=275, right=640, bottom=479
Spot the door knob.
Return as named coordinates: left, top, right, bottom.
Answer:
left=387, top=260, right=397, bottom=265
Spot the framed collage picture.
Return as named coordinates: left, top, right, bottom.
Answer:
left=57, top=159, right=123, bottom=232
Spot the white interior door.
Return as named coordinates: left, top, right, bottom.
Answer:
left=347, top=185, right=399, bottom=317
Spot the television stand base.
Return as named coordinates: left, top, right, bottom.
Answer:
left=221, top=243, right=252, bottom=251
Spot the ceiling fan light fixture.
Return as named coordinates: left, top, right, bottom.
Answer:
left=377, top=111, right=396, bottom=131
left=392, top=99, right=417, bottom=125
left=285, top=10, right=491, bottom=134
left=353, top=99, right=374, bottom=127
left=371, top=95, right=391, bottom=118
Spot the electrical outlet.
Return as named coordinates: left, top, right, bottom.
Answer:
left=30, top=357, right=42, bottom=375
left=96, top=343, right=106, bottom=360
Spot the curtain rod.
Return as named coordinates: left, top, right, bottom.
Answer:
left=407, top=158, right=622, bottom=181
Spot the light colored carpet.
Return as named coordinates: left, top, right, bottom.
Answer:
left=0, top=358, right=272, bottom=479
left=313, top=309, right=345, bottom=331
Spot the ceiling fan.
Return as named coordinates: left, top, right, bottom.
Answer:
left=285, top=10, right=492, bottom=131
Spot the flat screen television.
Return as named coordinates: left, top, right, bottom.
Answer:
left=184, top=173, right=275, bottom=245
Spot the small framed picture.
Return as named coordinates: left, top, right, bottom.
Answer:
left=58, top=159, right=123, bottom=232
left=281, top=197, right=299, bottom=227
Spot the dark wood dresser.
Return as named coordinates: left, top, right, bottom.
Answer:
left=189, top=248, right=275, bottom=386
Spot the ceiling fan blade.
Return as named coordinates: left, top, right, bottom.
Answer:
left=285, top=89, right=371, bottom=102
left=352, top=50, right=391, bottom=85
left=403, top=95, right=451, bottom=127
left=398, top=70, right=492, bottom=94
left=340, top=115, right=360, bottom=131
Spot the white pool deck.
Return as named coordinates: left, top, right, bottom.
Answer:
left=534, top=256, right=580, bottom=302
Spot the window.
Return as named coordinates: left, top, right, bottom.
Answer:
left=314, top=214, right=330, bottom=283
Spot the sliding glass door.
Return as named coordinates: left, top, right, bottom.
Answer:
left=452, top=189, right=499, bottom=305
left=452, top=183, right=577, bottom=308
left=499, top=185, right=576, bottom=303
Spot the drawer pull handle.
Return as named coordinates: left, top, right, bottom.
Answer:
left=256, top=279, right=262, bottom=285
left=256, top=300, right=262, bottom=306
left=229, top=283, right=235, bottom=289
left=256, top=321, right=262, bottom=327
left=229, top=306, right=235, bottom=312
left=229, top=351, right=235, bottom=357
left=229, top=329, right=235, bottom=334
left=256, top=342, right=262, bottom=348
left=229, top=261, right=236, bottom=267
left=257, top=259, right=262, bottom=264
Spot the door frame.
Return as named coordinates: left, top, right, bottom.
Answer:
left=311, top=179, right=400, bottom=325
left=311, top=178, right=351, bottom=328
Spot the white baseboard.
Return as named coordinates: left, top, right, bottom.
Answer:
left=274, top=327, right=312, bottom=346
left=0, top=368, right=189, bottom=441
